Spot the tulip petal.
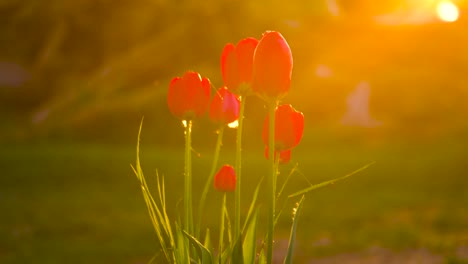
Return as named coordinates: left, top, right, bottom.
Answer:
left=221, top=43, right=238, bottom=90
left=236, top=37, right=259, bottom=84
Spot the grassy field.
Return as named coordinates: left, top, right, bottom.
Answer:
left=1, top=129, right=467, bottom=264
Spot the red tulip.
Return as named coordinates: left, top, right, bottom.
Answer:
left=262, top=104, right=304, bottom=151
left=264, top=147, right=291, bottom=164
left=209, top=87, right=240, bottom=125
left=252, top=31, right=293, bottom=99
left=221, top=37, right=258, bottom=94
left=214, top=164, right=236, bottom=192
left=167, top=71, right=211, bottom=120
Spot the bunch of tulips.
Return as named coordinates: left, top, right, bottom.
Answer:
left=133, top=31, right=370, bottom=264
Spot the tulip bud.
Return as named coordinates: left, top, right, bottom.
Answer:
left=167, top=71, right=211, bottom=120
left=214, top=164, right=236, bottom=192
left=252, top=31, right=293, bottom=100
left=262, top=104, right=304, bottom=151
left=209, top=87, right=240, bottom=126
left=221, top=37, right=258, bottom=95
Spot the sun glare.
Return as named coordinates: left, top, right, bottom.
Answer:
left=436, top=1, right=459, bottom=22
left=227, top=120, right=239, bottom=129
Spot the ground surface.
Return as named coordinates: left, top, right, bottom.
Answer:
left=1, top=132, right=467, bottom=263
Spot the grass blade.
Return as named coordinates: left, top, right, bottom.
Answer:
left=277, top=163, right=299, bottom=199
left=132, top=119, right=176, bottom=262
left=283, top=195, right=305, bottom=264
left=288, top=162, right=375, bottom=198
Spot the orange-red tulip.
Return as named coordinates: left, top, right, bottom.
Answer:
left=263, top=104, right=304, bottom=151
left=209, top=87, right=240, bottom=125
left=264, top=146, right=291, bottom=164
left=221, top=37, right=258, bottom=95
left=252, top=31, right=293, bottom=99
left=167, top=71, right=211, bottom=120
left=214, top=164, right=236, bottom=192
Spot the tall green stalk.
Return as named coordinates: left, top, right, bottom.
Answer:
left=266, top=100, right=277, bottom=264
left=234, top=96, right=246, bottom=241
left=184, top=120, right=193, bottom=235
left=218, top=193, right=227, bottom=262
left=196, top=126, right=224, bottom=237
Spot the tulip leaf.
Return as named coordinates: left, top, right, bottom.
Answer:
left=224, top=207, right=232, bottom=246
left=218, top=196, right=226, bottom=263
left=231, top=236, right=244, bottom=264
left=242, top=176, right=263, bottom=233
left=204, top=228, right=215, bottom=263
left=220, top=247, right=231, bottom=264
left=183, top=230, right=213, bottom=264
left=288, top=162, right=375, bottom=198
left=258, top=249, right=266, bottom=264
left=219, top=203, right=234, bottom=263
left=243, top=208, right=259, bottom=264
left=283, top=195, right=305, bottom=264
left=175, top=222, right=189, bottom=264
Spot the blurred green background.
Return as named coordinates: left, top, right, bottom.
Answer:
left=1, top=0, right=468, bottom=263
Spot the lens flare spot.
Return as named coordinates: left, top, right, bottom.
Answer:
left=437, top=1, right=459, bottom=22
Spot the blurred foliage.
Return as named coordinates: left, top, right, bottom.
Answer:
left=1, top=0, right=467, bottom=145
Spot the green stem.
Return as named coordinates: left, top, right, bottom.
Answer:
left=234, top=96, right=246, bottom=241
left=273, top=151, right=280, bottom=201
left=196, top=126, right=224, bottom=238
left=184, top=120, right=193, bottom=235
left=218, top=193, right=226, bottom=263
left=266, top=100, right=277, bottom=264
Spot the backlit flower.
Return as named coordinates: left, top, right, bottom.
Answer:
left=252, top=31, right=293, bottom=100
left=209, top=87, right=240, bottom=125
left=214, top=164, right=236, bottom=192
left=167, top=71, right=211, bottom=120
left=221, top=37, right=258, bottom=95
left=262, top=104, right=304, bottom=151
left=264, top=147, right=292, bottom=164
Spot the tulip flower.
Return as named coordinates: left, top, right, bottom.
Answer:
left=209, top=87, right=240, bottom=125
left=264, top=146, right=291, bottom=164
left=167, top=71, right=211, bottom=120
left=262, top=104, right=304, bottom=151
left=221, top=37, right=258, bottom=95
left=214, top=165, right=236, bottom=192
left=252, top=31, right=293, bottom=100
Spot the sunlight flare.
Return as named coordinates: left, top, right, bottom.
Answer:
left=227, top=120, right=239, bottom=128
left=436, top=0, right=459, bottom=22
